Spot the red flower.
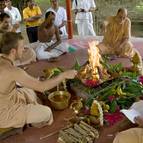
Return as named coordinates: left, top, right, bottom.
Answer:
left=108, top=96, right=115, bottom=102
left=104, top=111, right=123, bottom=126
left=84, top=79, right=99, bottom=87
left=138, top=76, right=143, bottom=84
left=83, top=106, right=90, bottom=115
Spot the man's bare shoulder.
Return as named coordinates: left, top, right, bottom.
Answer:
left=38, top=22, right=45, bottom=30
left=38, top=23, right=47, bottom=34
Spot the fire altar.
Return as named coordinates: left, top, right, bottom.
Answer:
left=42, top=41, right=143, bottom=143
left=78, top=41, right=109, bottom=83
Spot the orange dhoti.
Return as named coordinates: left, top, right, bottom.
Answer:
left=98, top=41, right=143, bottom=74
left=113, top=128, right=143, bottom=143
left=0, top=87, right=53, bottom=128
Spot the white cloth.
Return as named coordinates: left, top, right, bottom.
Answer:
left=36, top=41, right=69, bottom=60
left=77, top=20, right=96, bottom=36
left=4, top=6, right=22, bottom=33
left=46, top=7, right=67, bottom=37
left=72, top=0, right=96, bottom=36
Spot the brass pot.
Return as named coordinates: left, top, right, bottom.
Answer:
left=48, top=91, right=71, bottom=110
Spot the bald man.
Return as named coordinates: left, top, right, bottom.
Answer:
left=98, top=8, right=143, bottom=74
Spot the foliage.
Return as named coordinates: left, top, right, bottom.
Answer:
left=43, top=67, right=63, bottom=79
left=101, top=56, right=123, bottom=74
left=71, top=58, right=143, bottom=114
left=73, top=58, right=81, bottom=71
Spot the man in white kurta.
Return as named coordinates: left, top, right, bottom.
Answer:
left=4, top=0, right=22, bottom=33
left=72, top=0, right=96, bottom=36
left=47, top=0, right=68, bottom=39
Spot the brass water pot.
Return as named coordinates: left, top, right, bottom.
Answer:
left=48, top=91, right=71, bottom=110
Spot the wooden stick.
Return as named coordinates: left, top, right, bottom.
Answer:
left=40, top=124, right=72, bottom=140
left=40, top=130, right=59, bottom=140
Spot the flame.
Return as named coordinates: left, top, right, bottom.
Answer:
left=88, top=41, right=100, bottom=66
left=79, top=41, right=104, bottom=81
left=79, top=41, right=109, bottom=82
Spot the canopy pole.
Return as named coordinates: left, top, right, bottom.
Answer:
left=66, top=0, right=73, bottom=39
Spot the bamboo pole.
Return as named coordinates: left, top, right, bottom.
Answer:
left=65, top=0, right=73, bottom=39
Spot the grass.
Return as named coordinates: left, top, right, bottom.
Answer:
left=35, top=0, right=65, bottom=12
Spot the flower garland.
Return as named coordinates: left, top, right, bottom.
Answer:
left=91, top=100, right=104, bottom=126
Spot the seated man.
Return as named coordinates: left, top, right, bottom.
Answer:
left=98, top=8, right=143, bottom=74
left=113, top=101, right=143, bottom=143
left=0, top=12, right=36, bottom=66
left=36, top=11, right=69, bottom=60
left=113, top=127, right=143, bottom=143
left=0, top=32, right=77, bottom=128
left=47, top=0, right=68, bottom=39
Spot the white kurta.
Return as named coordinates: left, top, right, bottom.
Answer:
left=72, top=0, right=96, bottom=36
left=46, top=7, right=67, bottom=38
left=4, top=6, right=22, bottom=33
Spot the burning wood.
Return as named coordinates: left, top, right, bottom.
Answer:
left=78, top=41, right=109, bottom=82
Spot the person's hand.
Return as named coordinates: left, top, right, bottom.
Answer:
left=80, top=9, right=86, bottom=12
left=74, top=9, right=78, bottom=15
left=62, top=70, right=77, bottom=79
left=134, top=116, right=143, bottom=127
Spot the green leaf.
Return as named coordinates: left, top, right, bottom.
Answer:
left=52, top=68, right=62, bottom=76
left=101, top=57, right=123, bottom=74
left=85, top=97, right=95, bottom=107
left=110, top=100, right=117, bottom=113
left=121, top=71, right=138, bottom=79
left=73, top=58, right=81, bottom=71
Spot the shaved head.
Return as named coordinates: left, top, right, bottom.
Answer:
left=116, top=8, right=128, bottom=24
left=117, top=8, right=127, bottom=16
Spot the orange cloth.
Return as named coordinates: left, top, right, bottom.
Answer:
left=0, top=57, right=53, bottom=128
left=113, top=128, right=143, bottom=143
left=98, top=16, right=143, bottom=74
left=103, top=16, right=131, bottom=48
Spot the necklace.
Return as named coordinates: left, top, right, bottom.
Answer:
left=1, top=56, right=14, bottom=66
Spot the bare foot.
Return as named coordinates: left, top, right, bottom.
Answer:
left=48, top=57, right=59, bottom=62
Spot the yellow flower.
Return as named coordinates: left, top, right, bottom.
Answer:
left=90, top=101, right=99, bottom=116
